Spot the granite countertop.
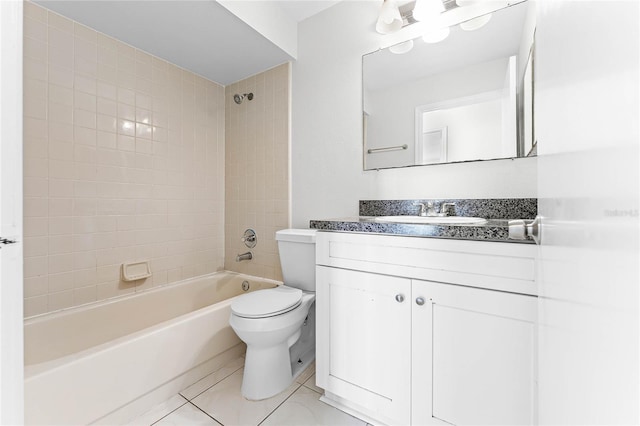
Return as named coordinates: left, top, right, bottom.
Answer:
left=309, top=216, right=535, bottom=244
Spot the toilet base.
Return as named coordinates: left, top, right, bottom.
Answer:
left=242, top=342, right=293, bottom=400
left=289, top=303, right=316, bottom=380
left=290, top=345, right=315, bottom=382
left=240, top=303, right=316, bottom=401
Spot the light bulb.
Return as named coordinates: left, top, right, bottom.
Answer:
left=413, top=0, right=445, bottom=22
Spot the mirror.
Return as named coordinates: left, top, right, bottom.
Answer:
left=363, top=0, right=536, bottom=170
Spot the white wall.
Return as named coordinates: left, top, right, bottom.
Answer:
left=292, top=1, right=536, bottom=228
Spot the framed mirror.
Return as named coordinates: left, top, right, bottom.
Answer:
left=363, top=0, right=536, bottom=170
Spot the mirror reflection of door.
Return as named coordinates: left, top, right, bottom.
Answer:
left=414, top=55, right=516, bottom=165
left=416, top=127, right=447, bottom=165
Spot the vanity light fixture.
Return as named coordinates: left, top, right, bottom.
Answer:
left=389, top=39, right=414, bottom=54
left=376, top=0, right=403, bottom=34
left=412, top=0, right=446, bottom=22
left=459, top=13, right=492, bottom=30
left=412, top=0, right=449, bottom=44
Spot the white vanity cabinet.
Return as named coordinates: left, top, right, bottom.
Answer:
left=315, top=232, right=537, bottom=426
left=316, top=266, right=412, bottom=425
left=412, top=280, right=536, bottom=426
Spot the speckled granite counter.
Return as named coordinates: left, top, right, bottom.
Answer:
left=309, top=199, right=537, bottom=244
left=309, top=217, right=535, bottom=243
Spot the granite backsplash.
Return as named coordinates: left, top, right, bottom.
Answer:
left=359, top=198, right=537, bottom=219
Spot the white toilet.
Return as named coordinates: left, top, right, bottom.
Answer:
left=229, top=229, right=317, bottom=400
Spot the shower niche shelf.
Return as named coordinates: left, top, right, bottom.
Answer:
left=121, top=261, right=152, bottom=281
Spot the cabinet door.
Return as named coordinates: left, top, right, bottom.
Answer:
left=317, top=266, right=411, bottom=425
left=412, top=280, right=537, bottom=426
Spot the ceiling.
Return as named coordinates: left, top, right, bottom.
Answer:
left=35, top=1, right=340, bottom=86
left=277, top=1, right=341, bottom=23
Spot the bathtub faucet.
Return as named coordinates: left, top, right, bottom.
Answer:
left=236, top=252, right=253, bottom=262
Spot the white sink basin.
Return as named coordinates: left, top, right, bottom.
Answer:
left=373, top=216, right=488, bottom=225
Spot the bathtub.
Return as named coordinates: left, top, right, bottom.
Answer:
left=24, top=271, right=278, bottom=425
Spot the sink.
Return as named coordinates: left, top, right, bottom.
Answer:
left=373, top=216, right=488, bottom=225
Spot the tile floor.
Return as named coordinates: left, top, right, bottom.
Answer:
left=127, top=357, right=369, bottom=426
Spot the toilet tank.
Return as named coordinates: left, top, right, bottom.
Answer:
left=275, top=229, right=317, bottom=292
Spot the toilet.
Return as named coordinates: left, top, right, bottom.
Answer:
left=229, top=229, right=317, bottom=400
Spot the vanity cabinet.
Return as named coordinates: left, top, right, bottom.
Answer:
left=412, top=279, right=536, bottom=426
left=316, top=232, right=537, bottom=426
left=316, top=266, right=411, bottom=425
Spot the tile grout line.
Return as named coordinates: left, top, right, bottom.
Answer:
left=149, top=394, right=189, bottom=426
left=180, top=363, right=245, bottom=402
left=187, top=400, right=226, bottom=426
left=301, top=381, right=323, bottom=395
left=256, top=382, right=304, bottom=426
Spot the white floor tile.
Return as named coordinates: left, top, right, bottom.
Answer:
left=153, top=403, right=221, bottom=426
left=295, top=360, right=316, bottom=385
left=302, top=373, right=323, bottom=394
left=125, top=394, right=188, bottom=425
left=191, top=368, right=300, bottom=426
left=181, top=356, right=246, bottom=400
left=260, top=386, right=367, bottom=426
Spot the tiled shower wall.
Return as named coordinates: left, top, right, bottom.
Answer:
left=224, top=64, right=290, bottom=281
left=22, top=2, right=225, bottom=317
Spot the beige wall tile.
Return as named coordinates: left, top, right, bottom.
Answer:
left=24, top=295, right=48, bottom=317
left=23, top=2, right=225, bottom=316
left=25, top=276, right=48, bottom=298
left=48, top=289, right=74, bottom=311
left=224, top=63, right=290, bottom=281
left=24, top=236, right=48, bottom=257
left=74, top=285, right=97, bottom=306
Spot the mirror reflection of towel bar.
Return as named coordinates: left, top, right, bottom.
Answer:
left=367, top=144, right=408, bottom=154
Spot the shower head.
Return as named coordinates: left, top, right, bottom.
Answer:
left=233, top=92, right=254, bottom=104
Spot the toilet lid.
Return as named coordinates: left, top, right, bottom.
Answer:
left=231, top=286, right=303, bottom=318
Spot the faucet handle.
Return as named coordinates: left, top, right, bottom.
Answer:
left=413, top=202, right=428, bottom=216
left=440, top=202, right=456, bottom=215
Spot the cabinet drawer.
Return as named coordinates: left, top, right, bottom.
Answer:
left=317, top=232, right=537, bottom=295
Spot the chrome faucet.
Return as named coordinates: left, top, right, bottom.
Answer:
left=236, top=252, right=253, bottom=262
left=415, top=202, right=438, bottom=217
left=415, top=202, right=456, bottom=217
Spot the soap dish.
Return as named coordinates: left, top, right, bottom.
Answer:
left=121, top=261, right=152, bottom=281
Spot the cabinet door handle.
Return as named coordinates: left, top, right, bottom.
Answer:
left=415, top=297, right=425, bottom=306
left=395, top=294, right=405, bottom=303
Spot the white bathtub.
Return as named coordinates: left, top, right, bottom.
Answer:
left=24, top=271, right=279, bottom=425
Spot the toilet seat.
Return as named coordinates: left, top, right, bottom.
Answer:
left=231, top=286, right=303, bottom=318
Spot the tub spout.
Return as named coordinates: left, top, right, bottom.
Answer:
left=236, top=252, right=252, bottom=262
